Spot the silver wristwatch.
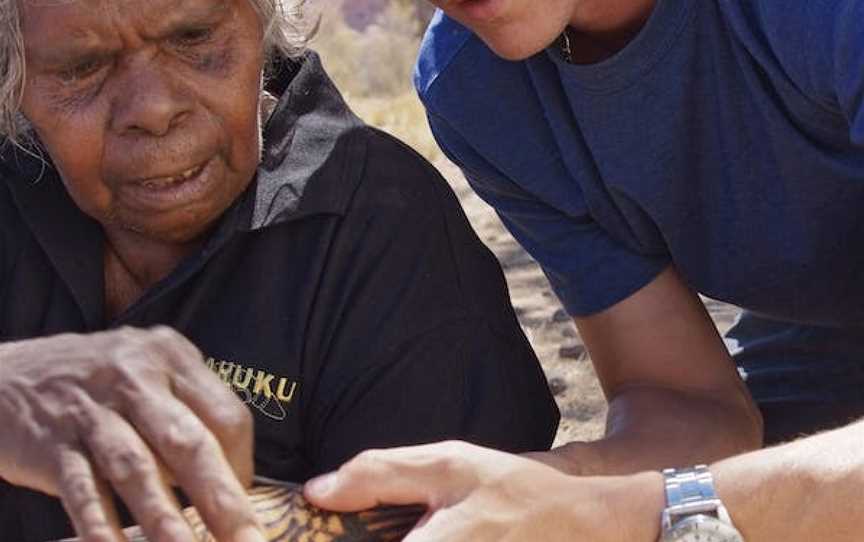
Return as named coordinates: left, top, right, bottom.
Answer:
left=658, top=465, right=744, bottom=541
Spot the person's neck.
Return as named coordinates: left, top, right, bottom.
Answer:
left=103, top=229, right=201, bottom=319
left=565, top=0, right=656, bottom=63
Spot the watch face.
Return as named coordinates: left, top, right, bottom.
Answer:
left=662, top=515, right=744, bottom=542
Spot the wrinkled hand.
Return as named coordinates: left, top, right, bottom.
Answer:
left=0, top=326, right=264, bottom=542
left=303, top=441, right=663, bottom=542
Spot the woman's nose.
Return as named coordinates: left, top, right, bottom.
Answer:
left=109, top=58, right=193, bottom=138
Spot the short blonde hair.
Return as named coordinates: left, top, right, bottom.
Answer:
left=0, top=0, right=309, bottom=145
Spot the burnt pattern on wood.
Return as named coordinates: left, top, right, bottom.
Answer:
left=57, top=483, right=425, bottom=542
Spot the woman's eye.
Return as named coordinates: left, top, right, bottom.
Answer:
left=59, top=59, right=104, bottom=83
left=172, top=27, right=215, bottom=47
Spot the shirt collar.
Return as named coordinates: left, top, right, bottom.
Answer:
left=247, top=50, right=366, bottom=230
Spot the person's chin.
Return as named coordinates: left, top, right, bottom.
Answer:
left=470, top=22, right=561, bottom=60
left=482, top=35, right=554, bottom=60
left=110, top=203, right=223, bottom=246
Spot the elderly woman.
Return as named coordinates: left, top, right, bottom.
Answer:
left=0, top=0, right=560, bottom=540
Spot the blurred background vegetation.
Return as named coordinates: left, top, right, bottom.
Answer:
left=310, top=0, right=442, bottom=161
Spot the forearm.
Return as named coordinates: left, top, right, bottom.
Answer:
left=542, top=386, right=762, bottom=476
left=551, top=267, right=763, bottom=477
left=714, top=418, right=864, bottom=541
left=603, top=418, right=864, bottom=542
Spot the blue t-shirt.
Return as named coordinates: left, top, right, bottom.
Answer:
left=415, top=0, right=864, bottom=439
left=417, top=0, right=864, bottom=322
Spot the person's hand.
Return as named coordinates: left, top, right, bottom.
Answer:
left=303, top=440, right=664, bottom=542
left=522, top=447, right=585, bottom=474
left=0, top=326, right=265, bottom=542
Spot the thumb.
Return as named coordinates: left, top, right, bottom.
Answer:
left=304, top=451, right=436, bottom=511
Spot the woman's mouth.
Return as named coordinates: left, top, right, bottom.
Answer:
left=139, top=163, right=207, bottom=190
left=123, top=158, right=217, bottom=212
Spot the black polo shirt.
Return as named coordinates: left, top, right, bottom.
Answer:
left=0, top=53, right=559, bottom=540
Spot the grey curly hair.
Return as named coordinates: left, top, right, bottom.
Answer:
left=0, top=0, right=310, bottom=146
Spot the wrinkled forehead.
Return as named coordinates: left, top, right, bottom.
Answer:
left=20, top=0, right=235, bottom=52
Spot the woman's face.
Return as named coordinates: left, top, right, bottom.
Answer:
left=427, top=0, right=578, bottom=59
left=20, top=0, right=265, bottom=244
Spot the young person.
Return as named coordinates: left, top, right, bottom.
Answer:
left=306, top=1, right=864, bottom=540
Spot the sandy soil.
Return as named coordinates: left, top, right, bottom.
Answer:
left=435, top=159, right=742, bottom=446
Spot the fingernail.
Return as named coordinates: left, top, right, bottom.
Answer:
left=306, top=472, right=337, bottom=498
left=235, top=524, right=267, bottom=542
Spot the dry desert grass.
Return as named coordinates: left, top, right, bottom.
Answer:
left=311, top=1, right=442, bottom=162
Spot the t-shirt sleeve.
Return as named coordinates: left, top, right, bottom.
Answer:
left=831, top=1, right=864, bottom=145
left=304, top=129, right=559, bottom=474
left=426, top=110, right=668, bottom=316
left=757, top=0, right=864, bottom=146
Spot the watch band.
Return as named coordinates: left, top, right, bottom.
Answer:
left=664, top=465, right=717, bottom=510
left=660, top=466, right=744, bottom=541
left=661, top=465, right=733, bottom=526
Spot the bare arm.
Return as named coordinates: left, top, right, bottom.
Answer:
left=620, top=418, right=864, bottom=541
left=305, top=420, right=864, bottom=542
left=535, top=266, right=762, bottom=475
left=712, top=419, right=864, bottom=541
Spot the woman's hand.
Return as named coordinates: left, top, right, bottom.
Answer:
left=0, top=326, right=265, bottom=542
left=304, top=440, right=664, bottom=542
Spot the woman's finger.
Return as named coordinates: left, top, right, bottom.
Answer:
left=128, top=326, right=256, bottom=487
left=55, top=446, right=125, bottom=542
left=121, top=388, right=264, bottom=542
left=79, top=403, right=198, bottom=542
